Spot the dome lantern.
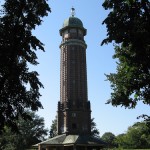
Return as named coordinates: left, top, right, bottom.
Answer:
left=59, top=8, right=87, bottom=36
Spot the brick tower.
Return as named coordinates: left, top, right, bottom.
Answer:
left=36, top=8, right=106, bottom=150
left=57, top=8, right=91, bottom=135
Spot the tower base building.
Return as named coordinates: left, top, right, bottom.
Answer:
left=34, top=134, right=105, bottom=150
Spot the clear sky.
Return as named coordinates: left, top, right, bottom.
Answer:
left=31, top=0, right=150, bottom=136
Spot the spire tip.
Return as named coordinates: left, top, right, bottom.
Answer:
left=71, top=7, right=75, bottom=17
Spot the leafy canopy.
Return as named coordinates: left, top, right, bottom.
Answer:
left=115, top=122, right=150, bottom=149
left=0, top=111, right=48, bottom=150
left=102, top=0, right=150, bottom=108
left=101, top=132, right=116, bottom=147
left=49, top=116, right=58, bottom=138
left=91, top=118, right=100, bottom=136
left=0, top=0, right=50, bottom=133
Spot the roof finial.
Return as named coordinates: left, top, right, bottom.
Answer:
left=71, top=7, right=75, bottom=17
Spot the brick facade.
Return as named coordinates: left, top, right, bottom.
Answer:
left=58, top=24, right=91, bottom=135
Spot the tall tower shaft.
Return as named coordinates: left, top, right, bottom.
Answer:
left=57, top=9, right=91, bottom=135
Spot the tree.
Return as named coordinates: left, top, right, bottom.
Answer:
left=49, top=116, right=58, bottom=138
left=0, top=0, right=50, bottom=133
left=115, top=134, right=127, bottom=148
left=91, top=118, right=100, bottom=136
left=115, top=122, right=150, bottom=149
left=101, top=0, right=150, bottom=108
left=102, top=0, right=150, bottom=131
left=0, top=111, right=48, bottom=150
left=101, top=132, right=116, bottom=147
left=0, top=127, right=17, bottom=150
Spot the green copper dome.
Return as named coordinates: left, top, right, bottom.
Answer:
left=60, top=16, right=86, bottom=36
left=59, top=8, right=86, bottom=36
left=63, top=17, right=83, bottom=28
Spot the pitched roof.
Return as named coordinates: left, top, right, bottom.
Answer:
left=33, top=134, right=106, bottom=147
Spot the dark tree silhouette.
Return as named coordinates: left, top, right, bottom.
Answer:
left=49, top=116, right=58, bottom=138
left=102, top=0, right=150, bottom=109
left=0, top=111, right=48, bottom=150
left=0, top=0, right=50, bottom=133
left=91, top=118, right=100, bottom=136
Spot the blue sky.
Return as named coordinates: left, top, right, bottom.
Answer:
left=31, top=0, right=150, bottom=136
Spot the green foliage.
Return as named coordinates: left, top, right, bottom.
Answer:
left=102, top=0, right=150, bottom=108
left=115, top=133, right=127, bottom=148
left=102, top=0, right=150, bottom=137
left=115, top=122, right=150, bottom=149
left=0, top=0, right=50, bottom=133
left=0, top=111, right=48, bottom=150
left=0, top=127, right=17, bottom=150
left=101, top=122, right=150, bottom=149
left=101, top=132, right=116, bottom=147
left=91, top=118, right=100, bottom=136
left=49, top=116, right=58, bottom=138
